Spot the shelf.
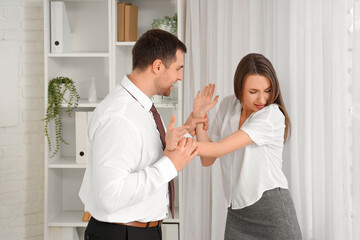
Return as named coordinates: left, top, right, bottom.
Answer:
left=116, top=42, right=136, bottom=46
left=48, top=52, right=109, bottom=58
left=44, top=0, right=183, bottom=239
left=48, top=157, right=86, bottom=168
left=48, top=210, right=87, bottom=227
left=60, top=99, right=102, bottom=108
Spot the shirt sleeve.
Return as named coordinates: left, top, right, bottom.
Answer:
left=91, top=116, right=177, bottom=214
left=241, top=105, right=285, bottom=146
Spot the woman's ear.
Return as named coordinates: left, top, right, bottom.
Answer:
left=152, top=59, right=163, bottom=74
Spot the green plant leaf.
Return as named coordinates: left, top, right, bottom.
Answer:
left=44, top=76, right=80, bottom=158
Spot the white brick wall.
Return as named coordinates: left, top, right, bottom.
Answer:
left=0, top=0, right=44, bottom=239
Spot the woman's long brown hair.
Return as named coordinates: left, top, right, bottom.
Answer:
left=233, top=53, right=291, bottom=142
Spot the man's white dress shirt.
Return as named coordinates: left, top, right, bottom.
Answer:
left=208, top=95, right=288, bottom=209
left=79, top=75, right=178, bottom=223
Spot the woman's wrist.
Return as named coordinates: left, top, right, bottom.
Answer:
left=192, top=111, right=206, bottom=118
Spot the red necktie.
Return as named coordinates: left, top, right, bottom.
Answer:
left=150, top=104, right=175, bottom=219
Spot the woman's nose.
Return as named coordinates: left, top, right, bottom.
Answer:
left=258, top=93, right=266, bottom=104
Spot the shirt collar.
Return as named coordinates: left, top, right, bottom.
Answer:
left=120, top=75, right=153, bottom=111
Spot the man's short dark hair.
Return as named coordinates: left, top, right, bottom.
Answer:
left=132, top=29, right=187, bottom=71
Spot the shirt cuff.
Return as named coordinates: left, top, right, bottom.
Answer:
left=184, top=133, right=193, bottom=138
left=154, top=156, right=178, bottom=183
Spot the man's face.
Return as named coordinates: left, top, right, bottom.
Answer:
left=155, top=49, right=184, bottom=96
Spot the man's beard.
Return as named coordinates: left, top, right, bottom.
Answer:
left=159, top=87, right=171, bottom=96
left=155, top=79, right=172, bottom=96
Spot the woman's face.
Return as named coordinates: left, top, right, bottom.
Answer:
left=241, top=74, right=271, bottom=113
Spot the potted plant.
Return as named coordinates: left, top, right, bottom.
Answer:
left=44, top=76, right=80, bottom=158
left=152, top=13, right=177, bottom=36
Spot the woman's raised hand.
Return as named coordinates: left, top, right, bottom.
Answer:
left=193, top=84, right=219, bottom=117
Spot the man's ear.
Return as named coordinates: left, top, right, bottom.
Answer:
left=152, top=59, right=163, bottom=74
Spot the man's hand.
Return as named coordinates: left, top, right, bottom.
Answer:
left=193, top=84, right=219, bottom=117
left=166, top=115, right=189, bottom=151
left=184, top=113, right=209, bottom=136
left=164, top=138, right=198, bottom=172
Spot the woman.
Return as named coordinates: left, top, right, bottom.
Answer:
left=193, top=53, right=302, bottom=239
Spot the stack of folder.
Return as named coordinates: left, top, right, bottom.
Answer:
left=117, top=3, right=138, bottom=42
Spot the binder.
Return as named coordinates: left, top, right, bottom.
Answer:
left=117, top=3, right=132, bottom=41
left=50, top=1, right=72, bottom=53
left=75, top=112, right=89, bottom=164
left=124, top=5, right=138, bottom=41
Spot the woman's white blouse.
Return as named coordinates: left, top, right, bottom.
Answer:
left=208, top=95, right=288, bottom=209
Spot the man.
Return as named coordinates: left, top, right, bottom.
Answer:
left=79, top=29, right=205, bottom=240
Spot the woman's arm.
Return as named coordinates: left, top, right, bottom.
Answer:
left=193, top=84, right=219, bottom=166
left=197, top=129, right=253, bottom=158
left=195, top=115, right=217, bottom=166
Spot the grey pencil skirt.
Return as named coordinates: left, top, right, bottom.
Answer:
left=224, top=188, right=302, bottom=240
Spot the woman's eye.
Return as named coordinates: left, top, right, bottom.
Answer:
left=249, top=91, right=256, bottom=94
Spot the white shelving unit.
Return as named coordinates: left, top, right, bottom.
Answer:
left=44, top=0, right=186, bottom=239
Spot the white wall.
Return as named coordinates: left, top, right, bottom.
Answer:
left=0, top=0, right=44, bottom=239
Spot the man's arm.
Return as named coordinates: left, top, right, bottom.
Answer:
left=184, top=113, right=209, bottom=136
left=92, top=117, right=197, bottom=213
left=91, top=117, right=176, bottom=213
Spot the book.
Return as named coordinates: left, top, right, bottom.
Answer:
left=124, top=5, right=138, bottom=41
left=50, top=1, right=72, bottom=53
left=117, top=3, right=132, bottom=41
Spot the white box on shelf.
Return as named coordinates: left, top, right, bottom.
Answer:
left=51, top=1, right=72, bottom=53
left=75, top=112, right=90, bottom=164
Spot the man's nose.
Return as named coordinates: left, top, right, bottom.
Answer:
left=178, top=70, right=183, bottom=81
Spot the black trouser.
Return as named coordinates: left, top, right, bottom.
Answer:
left=85, top=217, right=162, bottom=240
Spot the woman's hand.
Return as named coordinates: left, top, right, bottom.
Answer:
left=193, top=84, right=219, bottom=118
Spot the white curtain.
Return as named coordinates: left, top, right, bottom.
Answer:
left=351, top=0, right=360, bottom=238
left=182, top=0, right=360, bottom=239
